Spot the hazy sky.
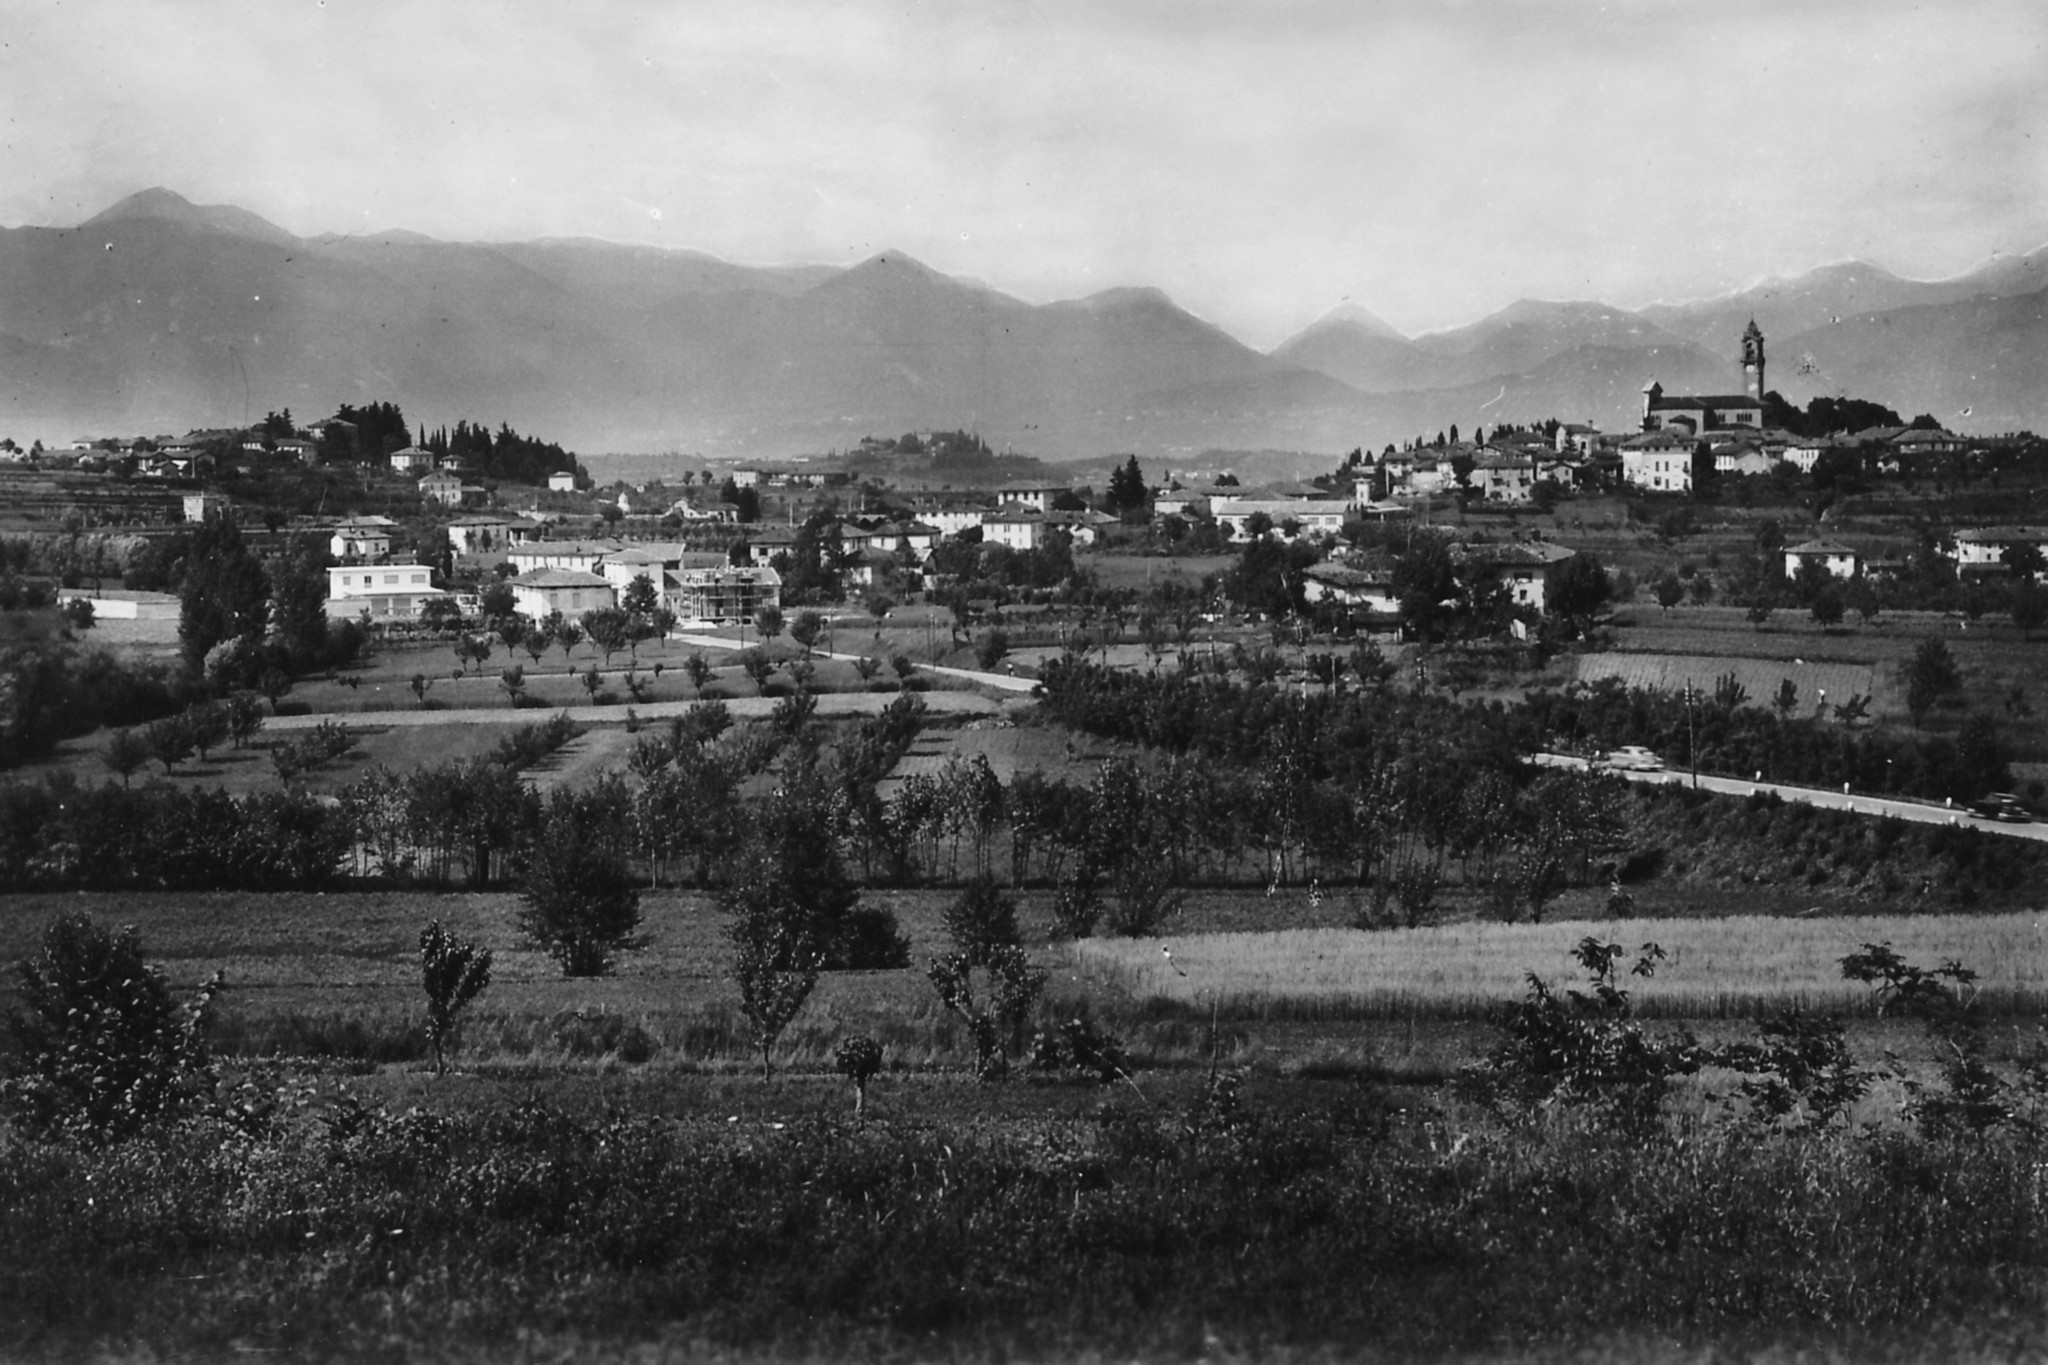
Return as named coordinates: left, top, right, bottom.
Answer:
left=3, top=0, right=2043, bottom=348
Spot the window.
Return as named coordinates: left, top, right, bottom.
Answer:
left=385, top=574, right=397, bottom=585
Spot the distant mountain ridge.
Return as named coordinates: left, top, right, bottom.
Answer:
left=1, top=187, right=2041, bottom=457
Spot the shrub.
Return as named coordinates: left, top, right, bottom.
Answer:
left=1, top=913, right=220, bottom=1137
left=419, top=921, right=492, bottom=1074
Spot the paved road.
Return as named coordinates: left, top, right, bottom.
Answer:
left=1534, top=752, right=2048, bottom=843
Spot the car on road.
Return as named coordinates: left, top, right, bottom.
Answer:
left=1968, top=793, right=2034, bottom=823
left=1596, top=746, right=1665, bottom=772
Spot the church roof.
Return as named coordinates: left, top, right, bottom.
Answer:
left=1649, top=393, right=1761, bottom=411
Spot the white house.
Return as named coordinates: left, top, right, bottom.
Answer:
left=1619, top=433, right=1694, bottom=494
left=1300, top=563, right=1400, bottom=616
left=546, top=471, right=578, bottom=493
left=182, top=492, right=229, bottom=523
left=1456, top=542, right=1578, bottom=613
left=330, top=522, right=393, bottom=563
left=1470, top=452, right=1537, bottom=503
left=389, top=446, right=436, bottom=475
left=1210, top=498, right=1348, bottom=541
left=993, top=482, right=1070, bottom=514
left=419, top=471, right=465, bottom=507
left=326, top=564, right=446, bottom=621
left=508, top=568, right=616, bottom=621
left=1949, top=527, right=2048, bottom=572
left=448, top=515, right=516, bottom=557
left=508, top=540, right=620, bottom=575
left=1784, top=539, right=1861, bottom=580
left=981, top=506, right=1051, bottom=551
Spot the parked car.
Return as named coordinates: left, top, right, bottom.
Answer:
left=1968, top=793, right=2033, bottom=823
left=1597, top=746, right=1665, bottom=772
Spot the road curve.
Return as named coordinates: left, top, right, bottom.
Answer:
left=1533, top=752, right=2048, bottom=844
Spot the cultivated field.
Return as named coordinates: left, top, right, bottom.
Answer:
left=1075, top=912, right=2048, bottom=1020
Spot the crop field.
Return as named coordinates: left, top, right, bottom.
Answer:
left=1571, top=651, right=1890, bottom=717
left=1072, top=912, right=2048, bottom=1020
left=1081, top=551, right=1232, bottom=592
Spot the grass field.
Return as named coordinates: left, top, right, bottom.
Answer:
left=1074, top=912, right=2048, bottom=1020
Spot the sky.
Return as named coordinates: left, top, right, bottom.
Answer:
left=2, top=0, right=2044, bottom=349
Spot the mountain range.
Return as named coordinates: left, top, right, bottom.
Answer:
left=1, top=188, right=2042, bottom=468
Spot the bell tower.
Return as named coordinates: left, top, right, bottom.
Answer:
left=1741, top=319, right=1766, bottom=400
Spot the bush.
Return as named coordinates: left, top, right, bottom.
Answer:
left=1, top=913, right=220, bottom=1137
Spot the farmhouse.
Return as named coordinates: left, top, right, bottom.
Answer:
left=508, top=568, right=615, bottom=620
left=389, top=446, right=436, bottom=475
left=1300, top=562, right=1400, bottom=616
left=326, top=564, right=447, bottom=621
left=1457, top=540, right=1577, bottom=613
left=1784, top=539, right=1861, bottom=580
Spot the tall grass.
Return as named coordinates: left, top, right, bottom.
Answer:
left=4, top=1096, right=2045, bottom=1360
left=1071, top=912, right=2048, bottom=1020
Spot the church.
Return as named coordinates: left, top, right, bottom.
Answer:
left=1641, top=321, right=1767, bottom=435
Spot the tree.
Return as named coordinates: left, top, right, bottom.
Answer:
left=479, top=580, right=517, bottom=624
left=853, top=655, right=882, bottom=687
left=1902, top=637, right=1962, bottom=727
left=517, top=788, right=643, bottom=976
left=177, top=513, right=270, bottom=673
left=1654, top=571, right=1685, bottom=612
left=418, top=921, right=491, bottom=1074
left=2002, top=540, right=2047, bottom=581
left=499, top=665, right=527, bottom=706
left=926, top=876, right=1045, bottom=1081
left=2, top=914, right=220, bottom=1136
left=522, top=619, right=553, bottom=666
left=789, top=609, right=825, bottom=656
left=754, top=605, right=784, bottom=642
left=579, top=666, right=603, bottom=705
left=834, top=1036, right=884, bottom=1118
left=1744, top=592, right=1775, bottom=632
left=1809, top=583, right=1846, bottom=630
left=582, top=607, right=632, bottom=665
left=683, top=651, right=712, bottom=696
left=103, top=728, right=151, bottom=786
left=227, top=691, right=265, bottom=747
left=976, top=630, right=1010, bottom=670
left=144, top=714, right=193, bottom=773
left=2012, top=579, right=2048, bottom=638
left=1107, top=455, right=1148, bottom=519
left=1549, top=551, right=1611, bottom=631
left=739, top=647, right=774, bottom=693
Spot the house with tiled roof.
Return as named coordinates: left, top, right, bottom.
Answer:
left=1784, top=539, right=1861, bottom=580
left=508, top=568, right=616, bottom=620
left=1619, top=432, right=1695, bottom=494
left=508, top=540, right=621, bottom=576
left=1949, top=527, right=2048, bottom=572
left=1456, top=540, right=1578, bottom=613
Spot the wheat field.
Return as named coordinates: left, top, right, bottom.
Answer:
left=1069, top=912, right=2048, bottom=1018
